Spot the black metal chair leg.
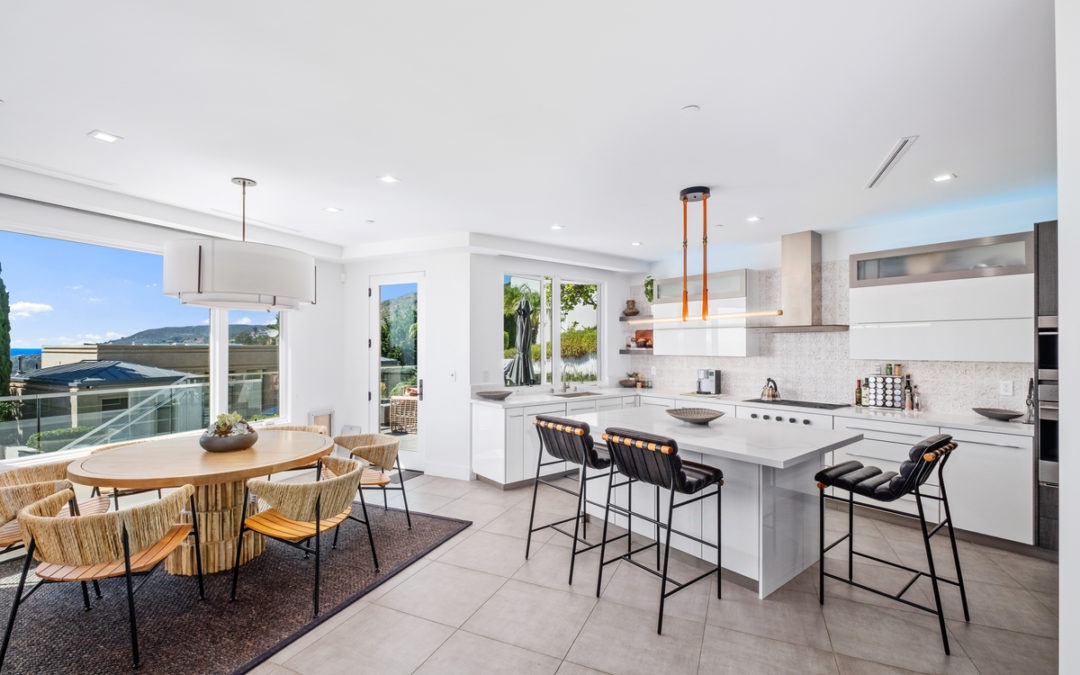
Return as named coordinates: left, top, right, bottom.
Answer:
left=231, top=487, right=250, bottom=601
left=716, top=484, right=722, bottom=599
left=940, top=482, right=970, bottom=622
left=626, top=477, right=633, bottom=557
left=596, top=468, right=616, bottom=598
left=190, top=494, right=205, bottom=600
left=818, top=487, right=826, bottom=605
left=357, top=487, right=380, bottom=571
left=655, top=485, right=661, bottom=570
left=524, top=441, right=545, bottom=560
left=657, top=487, right=677, bottom=635
left=916, top=491, right=951, bottom=655
left=81, top=582, right=92, bottom=611
left=121, top=529, right=141, bottom=669
left=0, top=540, right=35, bottom=669
left=579, top=465, right=588, bottom=541
left=568, top=467, right=587, bottom=585
left=847, top=491, right=855, bottom=580
left=314, top=501, right=322, bottom=617
left=92, top=580, right=102, bottom=599
left=397, top=457, right=413, bottom=529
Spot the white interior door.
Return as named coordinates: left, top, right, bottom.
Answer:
left=369, top=272, right=425, bottom=471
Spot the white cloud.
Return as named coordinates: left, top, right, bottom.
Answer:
left=236, top=317, right=253, bottom=325
left=10, top=301, right=54, bottom=318
left=88, top=297, right=104, bottom=303
left=68, top=285, right=84, bottom=291
left=201, top=318, right=210, bottom=325
left=78, top=331, right=123, bottom=343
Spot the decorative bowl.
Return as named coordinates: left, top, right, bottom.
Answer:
left=665, top=408, right=725, bottom=425
left=476, top=390, right=513, bottom=401
left=619, top=379, right=639, bottom=388
left=972, top=407, right=1024, bottom=421
left=200, top=430, right=258, bottom=452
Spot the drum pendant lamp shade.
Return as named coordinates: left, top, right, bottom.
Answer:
left=162, top=239, right=315, bottom=310
left=162, top=177, right=316, bottom=310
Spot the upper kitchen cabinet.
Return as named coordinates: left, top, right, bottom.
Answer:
left=849, top=233, right=1034, bottom=362
left=651, top=269, right=751, bottom=356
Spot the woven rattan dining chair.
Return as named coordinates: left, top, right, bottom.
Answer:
left=0, top=459, right=111, bottom=554
left=88, top=440, right=163, bottom=509
left=264, top=424, right=330, bottom=475
left=333, top=433, right=412, bottom=528
left=0, top=484, right=203, bottom=670
left=230, top=455, right=370, bottom=617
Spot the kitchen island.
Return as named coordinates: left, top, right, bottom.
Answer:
left=573, top=406, right=863, bottom=598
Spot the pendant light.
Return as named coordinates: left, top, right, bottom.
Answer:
left=626, top=185, right=781, bottom=325
left=162, top=177, right=316, bottom=310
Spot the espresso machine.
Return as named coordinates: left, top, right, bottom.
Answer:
left=696, top=369, right=722, bottom=395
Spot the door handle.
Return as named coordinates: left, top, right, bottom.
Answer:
left=418, top=379, right=424, bottom=401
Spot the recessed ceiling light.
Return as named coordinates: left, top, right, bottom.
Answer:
left=378, top=175, right=399, bottom=183
left=550, top=224, right=564, bottom=231
left=323, top=206, right=342, bottom=213
left=746, top=215, right=761, bottom=223
left=933, top=173, right=957, bottom=182
left=631, top=241, right=641, bottom=247
left=681, top=104, right=701, bottom=112
left=87, top=129, right=123, bottom=143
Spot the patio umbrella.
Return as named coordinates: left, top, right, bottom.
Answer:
left=504, top=297, right=536, bottom=386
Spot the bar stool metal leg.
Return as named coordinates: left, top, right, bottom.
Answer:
left=915, top=489, right=950, bottom=655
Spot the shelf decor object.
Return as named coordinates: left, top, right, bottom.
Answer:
left=163, top=177, right=316, bottom=310
left=200, top=412, right=258, bottom=452
left=475, top=390, right=513, bottom=400
left=665, top=407, right=725, bottom=425
left=972, top=408, right=1024, bottom=421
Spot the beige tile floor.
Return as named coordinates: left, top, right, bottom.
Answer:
left=253, top=475, right=1059, bottom=675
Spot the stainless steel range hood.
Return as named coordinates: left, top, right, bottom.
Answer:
left=755, top=230, right=848, bottom=333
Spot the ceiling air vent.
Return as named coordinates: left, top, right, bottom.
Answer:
left=864, top=135, right=918, bottom=189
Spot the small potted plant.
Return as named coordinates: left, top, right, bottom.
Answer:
left=620, top=372, right=641, bottom=388
left=200, top=412, right=259, bottom=452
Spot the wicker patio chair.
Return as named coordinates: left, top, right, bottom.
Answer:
left=0, top=484, right=203, bottom=670
left=231, top=455, right=371, bottom=617
left=333, top=433, right=412, bottom=528
left=0, top=460, right=111, bottom=554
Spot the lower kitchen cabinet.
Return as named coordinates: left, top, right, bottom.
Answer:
left=939, top=427, right=1035, bottom=545
left=472, top=402, right=569, bottom=485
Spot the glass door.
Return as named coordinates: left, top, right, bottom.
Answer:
left=370, top=273, right=424, bottom=470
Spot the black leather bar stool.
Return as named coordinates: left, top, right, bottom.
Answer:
left=525, top=415, right=617, bottom=585
left=597, top=427, right=723, bottom=634
left=815, top=433, right=970, bottom=654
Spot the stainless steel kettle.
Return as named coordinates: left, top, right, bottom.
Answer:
left=760, top=378, right=780, bottom=401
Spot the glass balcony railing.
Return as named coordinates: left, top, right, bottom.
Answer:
left=0, top=370, right=280, bottom=460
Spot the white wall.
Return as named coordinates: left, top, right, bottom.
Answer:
left=342, top=250, right=473, bottom=479
left=469, top=254, right=635, bottom=388
left=1056, top=0, right=1077, bottom=669
left=283, top=261, right=346, bottom=433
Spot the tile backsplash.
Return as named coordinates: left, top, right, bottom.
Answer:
left=625, top=262, right=1033, bottom=414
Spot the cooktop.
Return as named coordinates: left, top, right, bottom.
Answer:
left=742, top=399, right=850, bottom=410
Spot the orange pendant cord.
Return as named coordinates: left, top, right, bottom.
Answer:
left=682, top=197, right=689, bottom=321
left=701, top=193, right=709, bottom=319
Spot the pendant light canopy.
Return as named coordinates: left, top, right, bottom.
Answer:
left=162, top=178, right=316, bottom=310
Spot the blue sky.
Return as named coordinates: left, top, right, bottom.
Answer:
left=0, top=231, right=274, bottom=349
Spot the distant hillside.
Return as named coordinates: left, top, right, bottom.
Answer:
left=105, top=325, right=267, bottom=345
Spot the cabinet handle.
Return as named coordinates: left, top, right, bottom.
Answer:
left=750, top=413, right=759, bottom=419
left=951, top=439, right=1026, bottom=450
left=763, top=414, right=771, bottom=420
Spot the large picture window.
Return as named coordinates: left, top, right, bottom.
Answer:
left=502, top=275, right=599, bottom=386
left=0, top=230, right=283, bottom=458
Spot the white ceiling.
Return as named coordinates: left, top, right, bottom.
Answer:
left=0, top=1, right=1057, bottom=261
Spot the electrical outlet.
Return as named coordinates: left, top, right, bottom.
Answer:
left=999, top=380, right=1013, bottom=396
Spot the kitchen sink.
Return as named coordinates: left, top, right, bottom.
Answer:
left=552, top=391, right=602, bottom=398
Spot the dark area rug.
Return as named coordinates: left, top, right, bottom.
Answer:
left=0, top=505, right=470, bottom=674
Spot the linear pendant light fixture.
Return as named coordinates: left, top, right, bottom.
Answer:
left=635, top=185, right=781, bottom=326
left=162, top=177, right=316, bottom=310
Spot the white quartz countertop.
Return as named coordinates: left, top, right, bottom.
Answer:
left=574, top=406, right=863, bottom=470
left=469, top=387, right=1032, bottom=437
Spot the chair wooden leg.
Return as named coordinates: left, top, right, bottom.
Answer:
left=0, top=539, right=36, bottom=669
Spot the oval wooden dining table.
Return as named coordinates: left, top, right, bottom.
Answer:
left=66, top=429, right=334, bottom=575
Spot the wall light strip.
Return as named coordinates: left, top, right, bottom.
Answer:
left=625, top=309, right=783, bottom=325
